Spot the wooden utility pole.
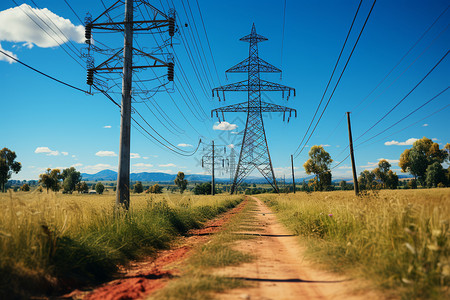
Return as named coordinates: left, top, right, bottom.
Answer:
left=116, top=0, right=134, bottom=209
left=211, top=140, right=215, bottom=195
left=291, top=154, right=296, bottom=193
left=346, top=112, right=359, bottom=196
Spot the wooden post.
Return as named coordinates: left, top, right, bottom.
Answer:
left=291, top=154, right=296, bottom=193
left=346, top=112, right=359, bottom=196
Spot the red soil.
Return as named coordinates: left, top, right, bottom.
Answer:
left=64, top=197, right=248, bottom=300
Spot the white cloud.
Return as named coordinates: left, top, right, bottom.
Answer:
left=80, top=164, right=115, bottom=174
left=159, top=163, right=176, bottom=167
left=177, top=143, right=193, bottom=147
left=0, top=4, right=84, bottom=54
left=337, top=165, right=352, bottom=170
left=432, top=138, right=439, bottom=141
left=143, top=157, right=149, bottom=159
left=384, top=138, right=418, bottom=146
left=103, top=125, right=112, bottom=128
left=95, top=150, right=117, bottom=157
left=231, top=131, right=239, bottom=135
left=360, top=158, right=400, bottom=169
left=0, top=43, right=17, bottom=63
left=422, top=124, right=429, bottom=127
left=133, top=163, right=154, bottom=168
left=130, top=153, right=141, bottom=159
left=228, top=144, right=235, bottom=148
left=320, top=144, right=331, bottom=147
left=71, top=155, right=76, bottom=158
left=71, top=163, right=83, bottom=167
left=213, top=121, right=238, bottom=131
left=61, top=151, right=68, bottom=156
left=34, top=146, right=59, bottom=156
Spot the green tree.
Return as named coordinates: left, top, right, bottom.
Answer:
left=358, top=170, right=375, bottom=190
left=61, top=167, right=82, bottom=194
left=193, top=182, right=215, bottom=195
left=133, top=181, right=144, bottom=193
left=39, top=168, right=62, bottom=193
left=0, top=148, right=22, bottom=192
left=399, top=137, right=448, bottom=185
left=146, top=184, right=162, bottom=194
left=76, top=181, right=89, bottom=193
left=20, top=183, right=30, bottom=191
left=303, top=146, right=333, bottom=191
left=339, top=180, right=347, bottom=190
left=425, top=162, right=446, bottom=188
left=386, top=170, right=399, bottom=189
left=174, top=171, right=188, bottom=193
left=95, top=182, right=105, bottom=194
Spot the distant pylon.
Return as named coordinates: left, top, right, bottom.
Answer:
left=212, top=24, right=297, bottom=194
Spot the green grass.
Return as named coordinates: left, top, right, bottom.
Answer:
left=0, top=191, right=243, bottom=299
left=151, top=197, right=258, bottom=300
left=259, top=189, right=450, bottom=300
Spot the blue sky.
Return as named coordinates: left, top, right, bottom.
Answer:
left=1, top=0, right=449, bottom=181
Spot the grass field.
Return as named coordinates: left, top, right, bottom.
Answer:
left=259, top=189, right=450, bottom=299
left=0, top=190, right=243, bottom=299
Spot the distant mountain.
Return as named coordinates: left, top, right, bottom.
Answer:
left=81, top=170, right=227, bottom=183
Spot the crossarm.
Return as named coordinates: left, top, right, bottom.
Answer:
left=211, top=101, right=297, bottom=122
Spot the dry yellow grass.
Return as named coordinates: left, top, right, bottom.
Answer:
left=259, top=188, right=450, bottom=299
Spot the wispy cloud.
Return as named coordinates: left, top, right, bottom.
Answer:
left=213, top=121, right=238, bottom=131
left=103, top=125, right=112, bottom=128
left=61, top=151, right=68, bottom=156
left=177, top=143, right=192, bottom=147
left=0, top=43, right=17, bottom=63
left=130, top=153, right=141, bottom=159
left=80, top=164, right=115, bottom=174
left=159, top=163, right=176, bottom=167
left=95, top=150, right=117, bottom=157
left=360, top=158, right=400, bottom=169
left=35, top=146, right=59, bottom=156
left=384, top=138, right=418, bottom=146
left=422, top=124, right=429, bottom=127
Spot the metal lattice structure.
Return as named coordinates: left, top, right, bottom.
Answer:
left=212, top=24, right=297, bottom=194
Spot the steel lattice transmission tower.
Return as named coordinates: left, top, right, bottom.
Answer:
left=212, top=24, right=297, bottom=194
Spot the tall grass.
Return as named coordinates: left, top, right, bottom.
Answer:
left=0, top=191, right=242, bottom=299
left=259, top=189, right=449, bottom=299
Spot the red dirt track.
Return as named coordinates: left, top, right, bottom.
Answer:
left=63, top=198, right=248, bottom=300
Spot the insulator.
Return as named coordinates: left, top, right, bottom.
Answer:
left=283, top=112, right=285, bottom=122
left=169, top=17, right=175, bottom=37
left=222, top=160, right=225, bottom=168
left=202, top=158, right=204, bottom=168
left=167, top=62, right=174, bottom=81
left=86, top=68, right=94, bottom=85
left=85, top=24, right=92, bottom=44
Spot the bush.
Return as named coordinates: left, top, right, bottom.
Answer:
left=95, top=182, right=104, bottom=194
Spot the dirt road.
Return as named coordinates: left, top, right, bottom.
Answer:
left=214, top=197, right=380, bottom=300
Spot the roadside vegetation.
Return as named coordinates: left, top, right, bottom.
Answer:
left=151, top=197, right=257, bottom=300
left=0, top=191, right=243, bottom=299
left=259, top=189, right=449, bottom=299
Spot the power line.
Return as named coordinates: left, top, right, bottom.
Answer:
left=11, top=0, right=85, bottom=69
left=0, top=49, right=89, bottom=93
left=355, top=86, right=449, bottom=147
left=352, top=4, right=450, bottom=113
left=292, top=0, right=363, bottom=156
left=354, top=49, right=449, bottom=142
left=63, top=0, right=84, bottom=25
left=195, top=0, right=221, bottom=85
left=294, top=0, right=377, bottom=159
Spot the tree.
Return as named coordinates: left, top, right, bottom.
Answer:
left=39, top=168, right=62, bottom=193
left=193, top=182, right=215, bottom=195
left=0, top=148, right=22, bottom=192
left=61, top=167, right=82, bottom=194
left=134, top=181, right=144, bottom=193
left=386, top=170, right=399, bottom=189
left=146, top=184, right=162, bottom=194
left=21, top=183, right=30, bottom=191
left=339, top=180, right=347, bottom=190
left=425, top=162, right=446, bottom=188
left=95, top=182, right=105, bottom=194
left=174, top=171, right=188, bottom=193
left=303, top=146, right=333, bottom=191
left=358, top=170, right=376, bottom=190
left=399, top=137, right=448, bottom=185
left=76, top=181, right=89, bottom=193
